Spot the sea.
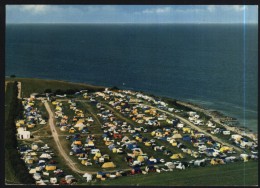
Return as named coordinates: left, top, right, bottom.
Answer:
left=5, top=23, right=258, bottom=132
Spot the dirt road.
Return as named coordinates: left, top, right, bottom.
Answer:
left=145, top=104, right=243, bottom=153
left=43, top=101, right=93, bottom=175
left=17, top=82, right=21, bottom=99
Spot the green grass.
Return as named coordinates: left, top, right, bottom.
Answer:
left=92, top=161, right=258, bottom=186
left=5, top=79, right=258, bottom=186
left=5, top=82, right=21, bottom=184
left=5, top=77, right=105, bottom=98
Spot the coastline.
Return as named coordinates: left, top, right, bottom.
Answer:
left=6, top=77, right=258, bottom=141
left=175, top=100, right=258, bottom=141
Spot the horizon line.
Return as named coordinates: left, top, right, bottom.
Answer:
left=6, top=22, right=258, bottom=24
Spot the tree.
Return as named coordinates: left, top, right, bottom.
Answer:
left=10, top=74, right=16, bottom=78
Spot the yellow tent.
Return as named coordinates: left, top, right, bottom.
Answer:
left=45, top=165, right=57, bottom=171
left=151, top=131, right=156, bottom=136
left=17, top=120, right=25, bottom=125
left=28, top=102, right=34, bottom=106
left=105, top=141, right=112, bottom=146
left=95, top=152, right=101, bottom=158
left=183, top=127, right=191, bottom=133
left=52, top=101, right=58, bottom=105
left=171, top=141, right=177, bottom=147
left=102, top=162, right=116, bottom=168
left=220, top=146, right=232, bottom=153
left=55, top=106, right=62, bottom=111
left=74, top=140, right=82, bottom=145
left=69, top=128, right=75, bottom=133
left=25, top=158, right=34, bottom=164
left=27, top=123, right=36, bottom=128
left=103, top=155, right=110, bottom=160
left=76, top=119, right=85, bottom=124
left=172, top=134, right=182, bottom=139
left=184, top=149, right=192, bottom=154
left=112, top=148, right=117, bottom=153
left=137, top=155, right=144, bottom=162
left=170, top=153, right=183, bottom=160
left=210, top=159, right=217, bottom=165
left=81, top=160, right=86, bottom=165
left=133, top=149, right=143, bottom=156
left=144, top=142, right=151, bottom=147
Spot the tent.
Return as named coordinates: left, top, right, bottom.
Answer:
left=102, top=162, right=116, bottom=168
left=60, top=126, right=67, bottom=132
left=132, top=148, right=143, bottom=156
left=172, top=134, right=182, bottom=139
left=69, top=128, right=76, bottom=133
left=137, top=155, right=145, bottom=162
left=74, top=122, right=86, bottom=131
left=94, top=152, right=102, bottom=160
left=87, top=140, right=94, bottom=146
left=122, top=136, right=129, bottom=142
left=29, top=168, right=37, bottom=174
left=31, top=144, right=39, bottom=150
left=182, top=135, right=191, bottom=142
left=45, top=165, right=57, bottom=171
left=73, top=140, right=82, bottom=145
left=144, top=142, right=151, bottom=147
left=131, top=166, right=141, bottom=174
left=127, top=144, right=138, bottom=150
left=170, top=153, right=183, bottom=160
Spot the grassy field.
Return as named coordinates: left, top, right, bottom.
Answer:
left=5, top=78, right=259, bottom=186
left=92, top=161, right=258, bottom=186
left=5, top=77, right=105, bottom=98
left=5, top=82, right=20, bottom=184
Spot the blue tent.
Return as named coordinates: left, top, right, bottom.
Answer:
left=127, top=144, right=138, bottom=150
left=158, top=137, right=167, bottom=141
left=133, top=166, right=141, bottom=172
left=182, top=135, right=191, bottom=142
left=142, top=137, right=148, bottom=142
left=132, top=133, right=141, bottom=138
left=147, top=160, right=155, bottom=165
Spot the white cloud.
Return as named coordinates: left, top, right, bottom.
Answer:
left=207, top=5, right=216, bottom=12
left=20, top=5, right=50, bottom=14
left=175, top=8, right=204, bottom=13
left=222, top=5, right=247, bottom=12
left=232, top=5, right=246, bottom=12
left=142, top=7, right=172, bottom=14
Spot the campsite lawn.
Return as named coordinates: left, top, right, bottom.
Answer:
left=5, top=77, right=105, bottom=98
left=92, top=160, right=258, bottom=186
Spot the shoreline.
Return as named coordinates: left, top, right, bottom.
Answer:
left=6, top=77, right=258, bottom=140
left=175, top=100, right=258, bottom=141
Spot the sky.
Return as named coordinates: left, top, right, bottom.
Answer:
left=6, top=5, right=258, bottom=24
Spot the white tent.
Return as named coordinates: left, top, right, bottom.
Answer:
left=74, top=122, right=86, bottom=131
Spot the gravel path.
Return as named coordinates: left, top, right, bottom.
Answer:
left=43, top=101, right=93, bottom=175
left=17, top=82, right=21, bottom=99
left=146, top=104, right=243, bottom=153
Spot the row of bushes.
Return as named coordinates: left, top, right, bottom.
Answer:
left=5, top=82, right=35, bottom=184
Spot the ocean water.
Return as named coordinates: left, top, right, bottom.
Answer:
left=6, top=24, right=258, bottom=132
